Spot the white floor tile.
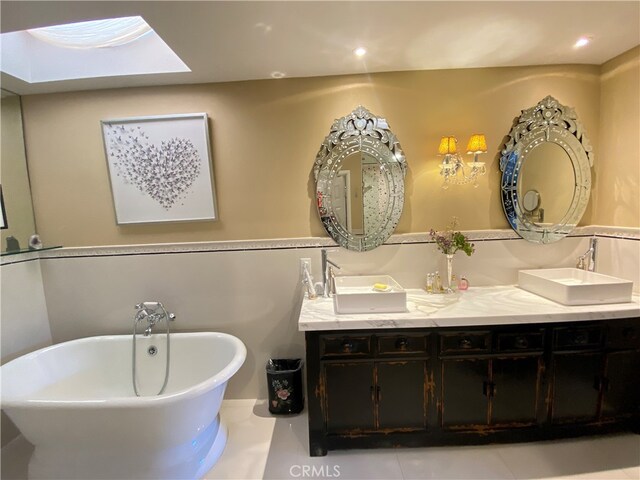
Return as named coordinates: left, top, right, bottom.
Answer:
left=495, top=434, right=640, bottom=479
left=203, top=401, right=277, bottom=480
left=268, top=449, right=403, bottom=480
left=256, top=401, right=403, bottom=480
left=396, top=444, right=516, bottom=479
left=3, top=400, right=638, bottom=480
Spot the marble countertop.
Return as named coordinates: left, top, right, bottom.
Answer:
left=298, top=285, right=640, bottom=331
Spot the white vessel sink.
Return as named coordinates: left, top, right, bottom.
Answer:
left=518, top=268, right=633, bottom=306
left=333, top=275, right=407, bottom=314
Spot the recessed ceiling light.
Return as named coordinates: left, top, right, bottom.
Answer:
left=574, top=36, right=591, bottom=48
left=271, top=71, right=286, bottom=79
left=353, top=47, right=367, bottom=57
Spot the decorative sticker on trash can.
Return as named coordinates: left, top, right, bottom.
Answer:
left=271, top=379, right=293, bottom=409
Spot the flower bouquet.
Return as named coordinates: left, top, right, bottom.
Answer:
left=429, top=217, right=474, bottom=291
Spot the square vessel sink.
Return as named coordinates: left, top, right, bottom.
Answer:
left=518, top=268, right=633, bottom=306
left=333, top=275, right=407, bottom=314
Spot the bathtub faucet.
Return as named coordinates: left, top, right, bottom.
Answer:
left=134, top=302, right=176, bottom=336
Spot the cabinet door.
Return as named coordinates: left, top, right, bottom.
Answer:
left=491, top=356, right=541, bottom=426
left=552, top=352, right=601, bottom=423
left=441, top=358, right=489, bottom=428
left=377, top=361, right=427, bottom=430
left=601, top=350, right=640, bottom=419
left=324, top=363, right=375, bottom=432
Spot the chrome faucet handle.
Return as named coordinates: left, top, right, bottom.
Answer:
left=326, top=258, right=341, bottom=269
left=322, top=249, right=341, bottom=268
left=168, top=313, right=176, bottom=321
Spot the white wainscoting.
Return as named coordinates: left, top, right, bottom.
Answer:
left=1, top=228, right=638, bottom=402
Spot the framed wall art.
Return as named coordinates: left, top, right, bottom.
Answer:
left=101, top=113, right=217, bottom=224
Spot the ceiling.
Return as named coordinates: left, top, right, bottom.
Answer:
left=1, top=1, right=639, bottom=95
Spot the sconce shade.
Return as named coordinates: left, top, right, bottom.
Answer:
left=466, top=134, right=487, bottom=154
left=438, top=136, right=457, bottom=155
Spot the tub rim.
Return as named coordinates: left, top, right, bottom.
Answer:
left=1, top=331, right=246, bottom=409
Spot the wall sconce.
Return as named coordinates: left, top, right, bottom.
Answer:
left=438, top=134, right=487, bottom=189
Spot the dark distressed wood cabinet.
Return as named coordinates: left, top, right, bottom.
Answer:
left=305, top=318, right=640, bottom=456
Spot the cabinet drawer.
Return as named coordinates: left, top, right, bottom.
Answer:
left=553, top=326, right=603, bottom=350
left=607, top=320, right=640, bottom=350
left=377, top=334, right=429, bottom=355
left=321, top=335, right=371, bottom=357
left=496, top=330, right=544, bottom=352
left=440, top=332, right=490, bottom=355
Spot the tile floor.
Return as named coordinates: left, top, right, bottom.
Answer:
left=2, top=399, right=639, bottom=480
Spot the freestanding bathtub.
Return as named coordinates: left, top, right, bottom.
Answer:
left=1, top=332, right=246, bottom=480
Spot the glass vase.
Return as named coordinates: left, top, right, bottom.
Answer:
left=446, top=254, right=454, bottom=293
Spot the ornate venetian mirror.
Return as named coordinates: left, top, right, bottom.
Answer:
left=313, top=106, right=406, bottom=251
left=500, top=96, right=593, bottom=244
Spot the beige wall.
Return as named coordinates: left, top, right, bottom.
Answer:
left=1, top=94, right=36, bottom=251
left=595, top=46, right=640, bottom=227
left=21, top=64, right=602, bottom=247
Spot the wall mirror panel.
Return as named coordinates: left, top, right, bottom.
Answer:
left=313, top=106, right=406, bottom=251
left=0, top=89, right=39, bottom=255
left=500, top=96, right=593, bottom=244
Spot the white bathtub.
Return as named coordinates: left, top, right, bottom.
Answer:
left=1, top=332, right=246, bottom=480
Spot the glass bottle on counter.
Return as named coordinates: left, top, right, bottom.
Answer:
left=426, top=274, right=434, bottom=293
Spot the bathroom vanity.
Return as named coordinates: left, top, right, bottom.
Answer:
left=299, top=287, right=640, bottom=456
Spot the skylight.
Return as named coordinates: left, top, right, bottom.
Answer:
left=0, top=16, right=190, bottom=83
left=27, top=16, right=152, bottom=49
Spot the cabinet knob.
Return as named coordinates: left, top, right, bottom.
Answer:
left=341, top=340, right=354, bottom=352
left=622, top=327, right=637, bottom=339
left=395, top=337, right=409, bottom=350
left=514, top=336, right=529, bottom=349
left=571, top=332, right=588, bottom=345
left=459, top=338, right=473, bottom=349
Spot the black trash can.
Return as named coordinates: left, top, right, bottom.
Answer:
left=266, top=358, right=304, bottom=414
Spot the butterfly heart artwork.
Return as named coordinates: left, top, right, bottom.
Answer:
left=106, top=126, right=201, bottom=209
left=102, top=114, right=217, bottom=224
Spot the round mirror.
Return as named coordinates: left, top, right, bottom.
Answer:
left=522, top=190, right=540, bottom=212
left=313, top=106, right=406, bottom=251
left=500, top=96, right=593, bottom=244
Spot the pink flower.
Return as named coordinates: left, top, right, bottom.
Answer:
left=276, top=389, right=290, bottom=400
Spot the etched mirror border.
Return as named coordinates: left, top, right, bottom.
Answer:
left=313, top=106, right=406, bottom=251
left=500, top=96, right=593, bottom=244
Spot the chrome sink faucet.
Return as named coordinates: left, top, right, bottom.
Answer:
left=135, top=302, right=176, bottom=336
left=576, top=237, right=598, bottom=272
left=321, top=249, right=341, bottom=297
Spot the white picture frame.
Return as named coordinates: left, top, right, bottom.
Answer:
left=0, top=184, right=7, bottom=230
left=101, top=113, right=217, bottom=225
